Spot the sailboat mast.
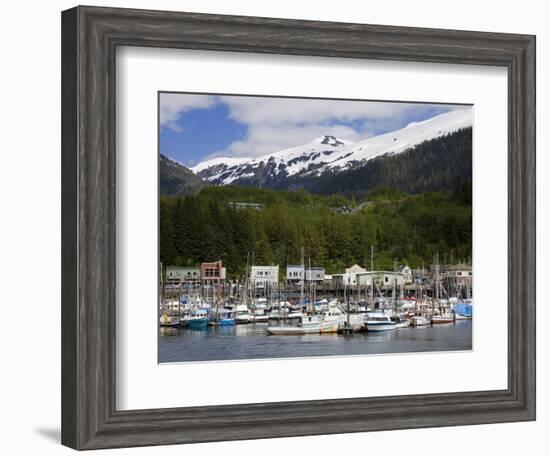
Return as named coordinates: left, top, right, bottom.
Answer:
left=392, top=258, right=397, bottom=313
left=300, top=247, right=305, bottom=314
left=370, top=245, right=374, bottom=308
left=308, top=256, right=314, bottom=314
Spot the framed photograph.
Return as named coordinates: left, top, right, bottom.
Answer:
left=61, top=5, right=536, bottom=450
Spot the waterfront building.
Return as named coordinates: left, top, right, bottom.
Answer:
left=165, top=266, right=201, bottom=285
left=331, top=264, right=367, bottom=287
left=356, top=271, right=405, bottom=290
left=286, top=265, right=305, bottom=284
left=250, top=265, right=279, bottom=289
left=305, top=267, right=325, bottom=283
left=201, top=261, right=226, bottom=284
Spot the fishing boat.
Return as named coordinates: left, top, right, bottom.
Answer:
left=364, top=311, right=397, bottom=332
left=187, top=308, right=209, bottom=329
left=411, top=315, right=431, bottom=327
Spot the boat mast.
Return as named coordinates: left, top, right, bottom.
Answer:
left=392, top=258, right=397, bottom=314
left=244, top=252, right=249, bottom=308
left=300, top=247, right=305, bottom=314
left=160, top=261, right=165, bottom=316
left=370, top=244, right=374, bottom=309
left=308, top=256, right=314, bottom=315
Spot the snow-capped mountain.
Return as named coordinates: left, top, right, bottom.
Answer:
left=192, top=134, right=353, bottom=185
left=191, top=109, right=472, bottom=186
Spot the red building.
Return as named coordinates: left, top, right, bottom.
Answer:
left=201, top=261, right=226, bottom=283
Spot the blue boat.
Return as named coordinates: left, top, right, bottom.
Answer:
left=209, top=308, right=235, bottom=326
left=453, top=302, right=473, bottom=319
left=187, top=308, right=209, bottom=329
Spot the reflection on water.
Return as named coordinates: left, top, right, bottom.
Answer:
left=159, top=320, right=472, bottom=363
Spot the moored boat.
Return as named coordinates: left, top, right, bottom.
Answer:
left=411, top=315, right=431, bottom=327
left=431, top=314, right=455, bottom=324
left=159, top=313, right=180, bottom=328
left=187, top=308, right=209, bottom=329
left=365, top=312, right=397, bottom=332
left=391, top=315, right=411, bottom=328
left=453, top=301, right=473, bottom=320
left=209, top=307, right=235, bottom=326
left=267, top=309, right=344, bottom=335
left=234, top=304, right=251, bottom=324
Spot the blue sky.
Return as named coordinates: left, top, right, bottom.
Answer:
left=159, top=93, right=464, bottom=167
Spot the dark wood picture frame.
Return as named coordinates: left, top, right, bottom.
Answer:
left=61, top=5, right=536, bottom=450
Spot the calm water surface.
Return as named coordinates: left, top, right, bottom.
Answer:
left=159, top=320, right=472, bottom=363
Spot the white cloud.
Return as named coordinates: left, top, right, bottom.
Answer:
left=220, top=96, right=421, bottom=126
left=159, top=93, right=217, bottom=131
left=213, top=123, right=366, bottom=159
left=160, top=93, right=462, bottom=161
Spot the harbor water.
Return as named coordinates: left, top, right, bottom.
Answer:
left=159, top=320, right=472, bottom=363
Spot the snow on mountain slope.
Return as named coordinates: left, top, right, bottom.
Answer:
left=191, top=109, right=472, bottom=185
left=191, top=135, right=352, bottom=184
left=191, top=156, right=253, bottom=174
left=323, top=108, right=472, bottom=172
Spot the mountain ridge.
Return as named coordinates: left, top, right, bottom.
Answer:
left=191, top=109, right=472, bottom=186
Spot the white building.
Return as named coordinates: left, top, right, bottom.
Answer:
left=331, top=264, right=367, bottom=287
left=305, top=267, right=325, bottom=282
left=250, top=265, right=279, bottom=288
left=357, top=271, right=405, bottom=289
left=165, top=266, right=201, bottom=285
left=286, top=265, right=305, bottom=284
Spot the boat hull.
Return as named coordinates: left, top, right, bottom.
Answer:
left=187, top=318, right=208, bottom=329
left=411, top=317, right=431, bottom=327
left=267, top=320, right=340, bottom=335
left=366, top=322, right=396, bottom=332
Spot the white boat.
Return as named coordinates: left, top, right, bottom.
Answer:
left=234, top=304, right=251, bottom=324
left=431, top=314, right=455, bottom=324
left=250, top=308, right=269, bottom=323
left=411, top=315, right=431, bottom=327
left=267, top=302, right=301, bottom=321
left=364, top=312, right=397, bottom=332
left=267, top=309, right=344, bottom=335
left=391, top=316, right=411, bottom=328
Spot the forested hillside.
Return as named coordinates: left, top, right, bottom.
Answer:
left=160, top=185, right=472, bottom=279
left=159, top=154, right=207, bottom=196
